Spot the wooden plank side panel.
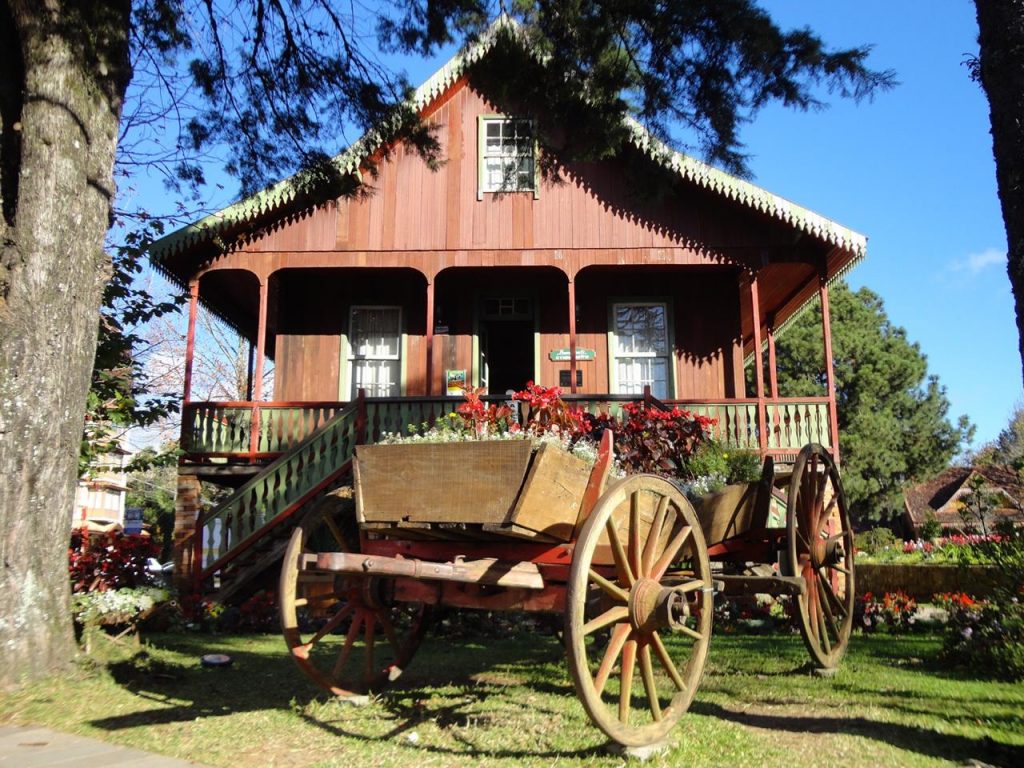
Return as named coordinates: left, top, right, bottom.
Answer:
left=355, top=441, right=532, bottom=524
left=508, top=443, right=591, bottom=540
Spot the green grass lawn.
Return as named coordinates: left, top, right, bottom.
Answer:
left=1, top=628, right=1022, bottom=767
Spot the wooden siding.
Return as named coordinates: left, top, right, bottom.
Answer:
left=227, top=82, right=807, bottom=267
left=272, top=266, right=742, bottom=400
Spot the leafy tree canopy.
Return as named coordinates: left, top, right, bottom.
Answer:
left=773, top=284, right=973, bottom=524
left=971, top=402, right=1024, bottom=471
left=120, top=0, right=895, bottom=200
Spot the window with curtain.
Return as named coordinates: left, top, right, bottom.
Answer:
left=611, top=302, right=671, bottom=398
left=348, top=306, right=401, bottom=398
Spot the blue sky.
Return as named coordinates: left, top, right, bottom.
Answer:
left=730, top=2, right=1020, bottom=449
left=134, top=1, right=1019, bottom=451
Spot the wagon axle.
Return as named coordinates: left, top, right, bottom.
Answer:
left=627, top=579, right=695, bottom=634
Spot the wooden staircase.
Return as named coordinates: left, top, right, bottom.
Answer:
left=191, top=395, right=366, bottom=602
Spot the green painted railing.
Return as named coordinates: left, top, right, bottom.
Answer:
left=182, top=401, right=349, bottom=457
left=194, top=397, right=364, bottom=580
left=183, top=395, right=833, bottom=464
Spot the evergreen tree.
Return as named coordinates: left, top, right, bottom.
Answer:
left=773, top=284, right=973, bottom=524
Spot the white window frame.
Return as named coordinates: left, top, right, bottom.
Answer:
left=477, top=115, right=539, bottom=200
left=608, top=300, right=675, bottom=399
left=344, top=305, right=403, bottom=399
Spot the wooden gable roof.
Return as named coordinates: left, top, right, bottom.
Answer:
left=150, top=15, right=866, bottom=344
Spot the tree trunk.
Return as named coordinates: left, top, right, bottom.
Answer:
left=0, top=1, right=130, bottom=686
left=975, top=1, right=1024, bottom=384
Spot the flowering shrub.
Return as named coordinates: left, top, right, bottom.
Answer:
left=601, top=401, right=716, bottom=478
left=513, top=381, right=590, bottom=436
left=714, top=595, right=793, bottom=634
left=381, top=384, right=720, bottom=488
left=71, top=586, right=169, bottom=625
left=456, top=386, right=517, bottom=436
left=69, top=529, right=158, bottom=593
left=940, top=592, right=1024, bottom=680
left=856, top=590, right=917, bottom=633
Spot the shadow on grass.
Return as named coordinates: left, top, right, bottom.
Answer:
left=88, top=631, right=610, bottom=761
left=296, top=693, right=609, bottom=761
left=692, top=701, right=1024, bottom=767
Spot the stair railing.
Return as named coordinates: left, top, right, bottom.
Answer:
left=191, top=391, right=366, bottom=594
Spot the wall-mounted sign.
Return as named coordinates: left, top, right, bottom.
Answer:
left=446, top=369, right=467, bottom=396
left=548, top=347, right=596, bottom=362
left=124, top=506, right=144, bottom=535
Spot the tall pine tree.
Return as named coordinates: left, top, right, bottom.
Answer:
left=773, top=284, right=972, bottom=524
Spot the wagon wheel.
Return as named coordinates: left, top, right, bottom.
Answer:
left=785, top=444, right=855, bottom=669
left=566, top=475, right=713, bottom=747
left=279, top=496, right=429, bottom=701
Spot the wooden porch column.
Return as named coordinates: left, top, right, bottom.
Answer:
left=172, top=473, right=201, bottom=594
left=252, top=276, right=269, bottom=402
left=249, top=276, right=270, bottom=457
left=182, top=278, right=200, bottom=404
left=819, top=275, right=841, bottom=465
left=568, top=279, right=578, bottom=394
left=245, top=340, right=255, bottom=401
left=766, top=313, right=779, bottom=399
left=425, top=279, right=435, bottom=395
left=748, top=272, right=768, bottom=455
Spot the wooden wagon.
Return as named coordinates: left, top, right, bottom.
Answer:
left=279, top=432, right=854, bottom=747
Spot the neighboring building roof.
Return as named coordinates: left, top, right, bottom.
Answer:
left=149, top=14, right=866, bottom=269
left=903, top=464, right=1024, bottom=532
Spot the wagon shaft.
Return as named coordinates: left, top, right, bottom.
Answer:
left=313, top=551, right=545, bottom=590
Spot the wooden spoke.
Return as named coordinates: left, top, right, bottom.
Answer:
left=305, top=602, right=354, bottom=647
left=606, top=517, right=636, bottom=587
left=650, top=524, right=692, bottom=581
left=583, top=605, right=630, bottom=636
left=332, top=611, right=363, bottom=679
left=629, top=491, right=642, bottom=578
left=638, top=643, right=662, bottom=722
left=676, top=624, right=705, bottom=642
left=673, top=580, right=707, bottom=594
left=619, top=639, right=637, bottom=724
left=595, top=623, right=632, bottom=695
left=817, top=606, right=832, bottom=655
left=818, top=571, right=848, bottom=618
left=817, top=579, right=842, bottom=638
left=567, top=474, right=711, bottom=747
left=324, top=515, right=350, bottom=551
left=364, top=615, right=376, bottom=681
left=642, top=495, right=670, bottom=576
left=378, top=610, right=402, bottom=652
left=589, top=568, right=630, bottom=603
left=650, top=631, right=687, bottom=692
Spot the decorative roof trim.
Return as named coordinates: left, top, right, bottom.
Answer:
left=150, top=14, right=867, bottom=269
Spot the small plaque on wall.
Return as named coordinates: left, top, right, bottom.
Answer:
left=559, top=370, right=583, bottom=388
left=446, top=369, right=467, bottom=396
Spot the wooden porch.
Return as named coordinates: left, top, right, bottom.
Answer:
left=180, top=393, right=836, bottom=469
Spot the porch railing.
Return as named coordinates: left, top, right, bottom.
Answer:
left=193, top=395, right=365, bottom=581
left=182, top=394, right=833, bottom=462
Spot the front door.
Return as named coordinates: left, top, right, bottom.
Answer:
left=479, top=297, right=534, bottom=395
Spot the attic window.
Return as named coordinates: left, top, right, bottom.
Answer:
left=478, top=117, right=537, bottom=198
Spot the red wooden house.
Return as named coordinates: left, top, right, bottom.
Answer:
left=153, top=18, right=865, bottom=597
